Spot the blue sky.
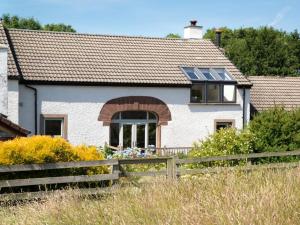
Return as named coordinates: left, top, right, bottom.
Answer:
left=0, top=0, right=299, bottom=37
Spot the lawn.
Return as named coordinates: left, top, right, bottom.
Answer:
left=1, top=167, right=300, bottom=225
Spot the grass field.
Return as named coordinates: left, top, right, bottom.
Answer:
left=1, top=167, right=300, bottom=225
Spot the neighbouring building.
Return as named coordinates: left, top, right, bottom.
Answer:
left=249, top=76, right=300, bottom=114
left=0, top=20, right=252, bottom=147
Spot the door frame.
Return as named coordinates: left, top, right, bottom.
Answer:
left=119, top=122, right=148, bottom=148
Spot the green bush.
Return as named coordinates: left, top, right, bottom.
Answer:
left=249, top=107, right=300, bottom=152
left=188, top=128, right=254, bottom=167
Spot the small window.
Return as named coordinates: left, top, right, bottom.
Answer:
left=199, top=68, right=215, bottom=80
left=112, top=112, right=121, bottom=120
left=214, top=68, right=232, bottom=81
left=182, top=67, right=199, bottom=80
left=45, top=119, right=63, bottom=137
left=148, top=112, right=157, bottom=120
left=121, top=111, right=147, bottom=120
left=191, top=84, right=205, bottom=103
left=207, top=84, right=220, bottom=102
left=41, top=114, right=67, bottom=139
left=223, top=85, right=236, bottom=102
left=215, top=120, right=235, bottom=131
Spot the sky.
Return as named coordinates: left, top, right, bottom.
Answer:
left=0, top=0, right=299, bottom=37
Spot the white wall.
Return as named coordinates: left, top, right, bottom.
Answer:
left=0, top=46, right=8, bottom=116
left=7, top=80, right=19, bottom=123
left=18, top=85, right=250, bottom=147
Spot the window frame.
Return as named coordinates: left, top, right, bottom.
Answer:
left=40, top=114, right=68, bottom=139
left=214, top=119, right=235, bottom=131
left=190, top=81, right=237, bottom=104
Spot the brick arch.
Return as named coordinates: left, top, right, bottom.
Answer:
left=99, top=96, right=171, bottom=126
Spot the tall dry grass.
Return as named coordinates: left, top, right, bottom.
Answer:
left=1, top=167, right=300, bottom=225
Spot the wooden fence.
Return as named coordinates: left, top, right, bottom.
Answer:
left=1, top=149, right=300, bottom=198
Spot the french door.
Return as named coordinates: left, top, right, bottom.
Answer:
left=109, top=111, right=157, bottom=149
left=121, top=123, right=146, bottom=148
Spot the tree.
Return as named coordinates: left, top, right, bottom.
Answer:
left=204, top=27, right=300, bottom=76
left=1, top=14, right=76, bottom=33
left=166, top=33, right=181, bottom=38
left=2, top=14, right=42, bottom=30
left=44, top=23, right=76, bottom=32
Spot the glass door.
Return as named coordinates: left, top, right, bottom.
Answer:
left=122, top=124, right=133, bottom=148
left=135, top=123, right=146, bottom=148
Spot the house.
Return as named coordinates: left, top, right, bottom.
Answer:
left=0, top=113, right=29, bottom=141
left=0, top=20, right=252, bottom=148
left=249, top=76, right=300, bottom=114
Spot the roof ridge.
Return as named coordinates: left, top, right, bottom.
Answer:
left=7, top=27, right=213, bottom=42
left=249, top=75, right=300, bottom=79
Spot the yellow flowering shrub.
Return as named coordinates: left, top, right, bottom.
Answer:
left=0, top=136, right=108, bottom=175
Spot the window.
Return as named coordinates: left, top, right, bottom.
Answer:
left=223, top=84, right=236, bottom=102
left=215, top=120, right=235, bottom=131
left=183, top=67, right=237, bottom=103
left=110, top=111, right=157, bottom=148
left=199, top=68, right=215, bottom=80
left=191, top=84, right=205, bottom=103
left=182, top=67, right=199, bottom=80
left=207, top=84, right=220, bottom=102
left=214, top=68, right=233, bottom=81
left=41, top=114, right=67, bottom=139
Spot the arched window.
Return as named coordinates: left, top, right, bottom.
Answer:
left=110, top=111, right=157, bottom=149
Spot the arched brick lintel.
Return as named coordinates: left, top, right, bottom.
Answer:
left=98, top=96, right=172, bottom=126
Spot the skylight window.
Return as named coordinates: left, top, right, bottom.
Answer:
left=182, top=67, right=199, bottom=80
left=214, top=68, right=232, bottom=81
left=182, top=67, right=234, bottom=81
left=198, top=68, right=215, bottom=80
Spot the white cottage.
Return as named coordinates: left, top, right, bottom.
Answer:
left=0, top=20, right=252, bottom=148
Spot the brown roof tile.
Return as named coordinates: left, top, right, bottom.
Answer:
left=249, top=76, right=300, bottom=111
left=1, top=23, right=251, bottom=86
left=0, top=21, right=19, bottom=78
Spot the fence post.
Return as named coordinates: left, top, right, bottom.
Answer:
left=110, top=160, right=120, bottom=185
left=167, top=157, right=176, bottom=179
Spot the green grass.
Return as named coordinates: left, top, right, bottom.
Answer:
left=1, top=167, right=300, bottom=225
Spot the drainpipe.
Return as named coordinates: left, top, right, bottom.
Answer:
left=242, top=87, right=246, bottom=129
left=25, top=85, right=37, bottom=135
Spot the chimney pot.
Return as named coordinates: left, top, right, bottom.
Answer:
left=190, top=20, right=197, bottom=26
left=215, top=28, right=222, bottom=47
left=184, top=21, right=203, bottom=39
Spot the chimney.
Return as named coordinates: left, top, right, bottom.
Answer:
left=0, top=44, right=8, bottom=116
left=184, top=20, right=203, bottom=39
left=215, top=28, right=222, bottom=47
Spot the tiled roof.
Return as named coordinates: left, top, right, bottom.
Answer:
left=0, top=22, right=19, bottom=78
left=249, top=76, right=300, bottom=111
left=0, top=114, right=30, bottom=136
left=1, top=23, right=251, bottom=86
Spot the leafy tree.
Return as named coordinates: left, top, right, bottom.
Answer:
left=44, top=23, right=76, bottom=32
left=166, top=33, right=181, bottom=38
left=204, top=27, right=300, bottom=76
left=2, top=14, right=42, bottom=30
left=249, top=107, right=300, bottom=152
left=1, top=14, right=76, bottom=32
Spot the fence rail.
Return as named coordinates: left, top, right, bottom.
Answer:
left=0, top=149, right=300, bottom=197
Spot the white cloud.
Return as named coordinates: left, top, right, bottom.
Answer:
left=268, top=6, right=291, bottom=27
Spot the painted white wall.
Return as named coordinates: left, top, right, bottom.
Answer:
left=0, top=45, right=8, bottom=116
left=184, top=26, right=203, bottom=39
left=18, top=84, right=250, bottom=147
left=7, top=80, right=19, bottom=123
